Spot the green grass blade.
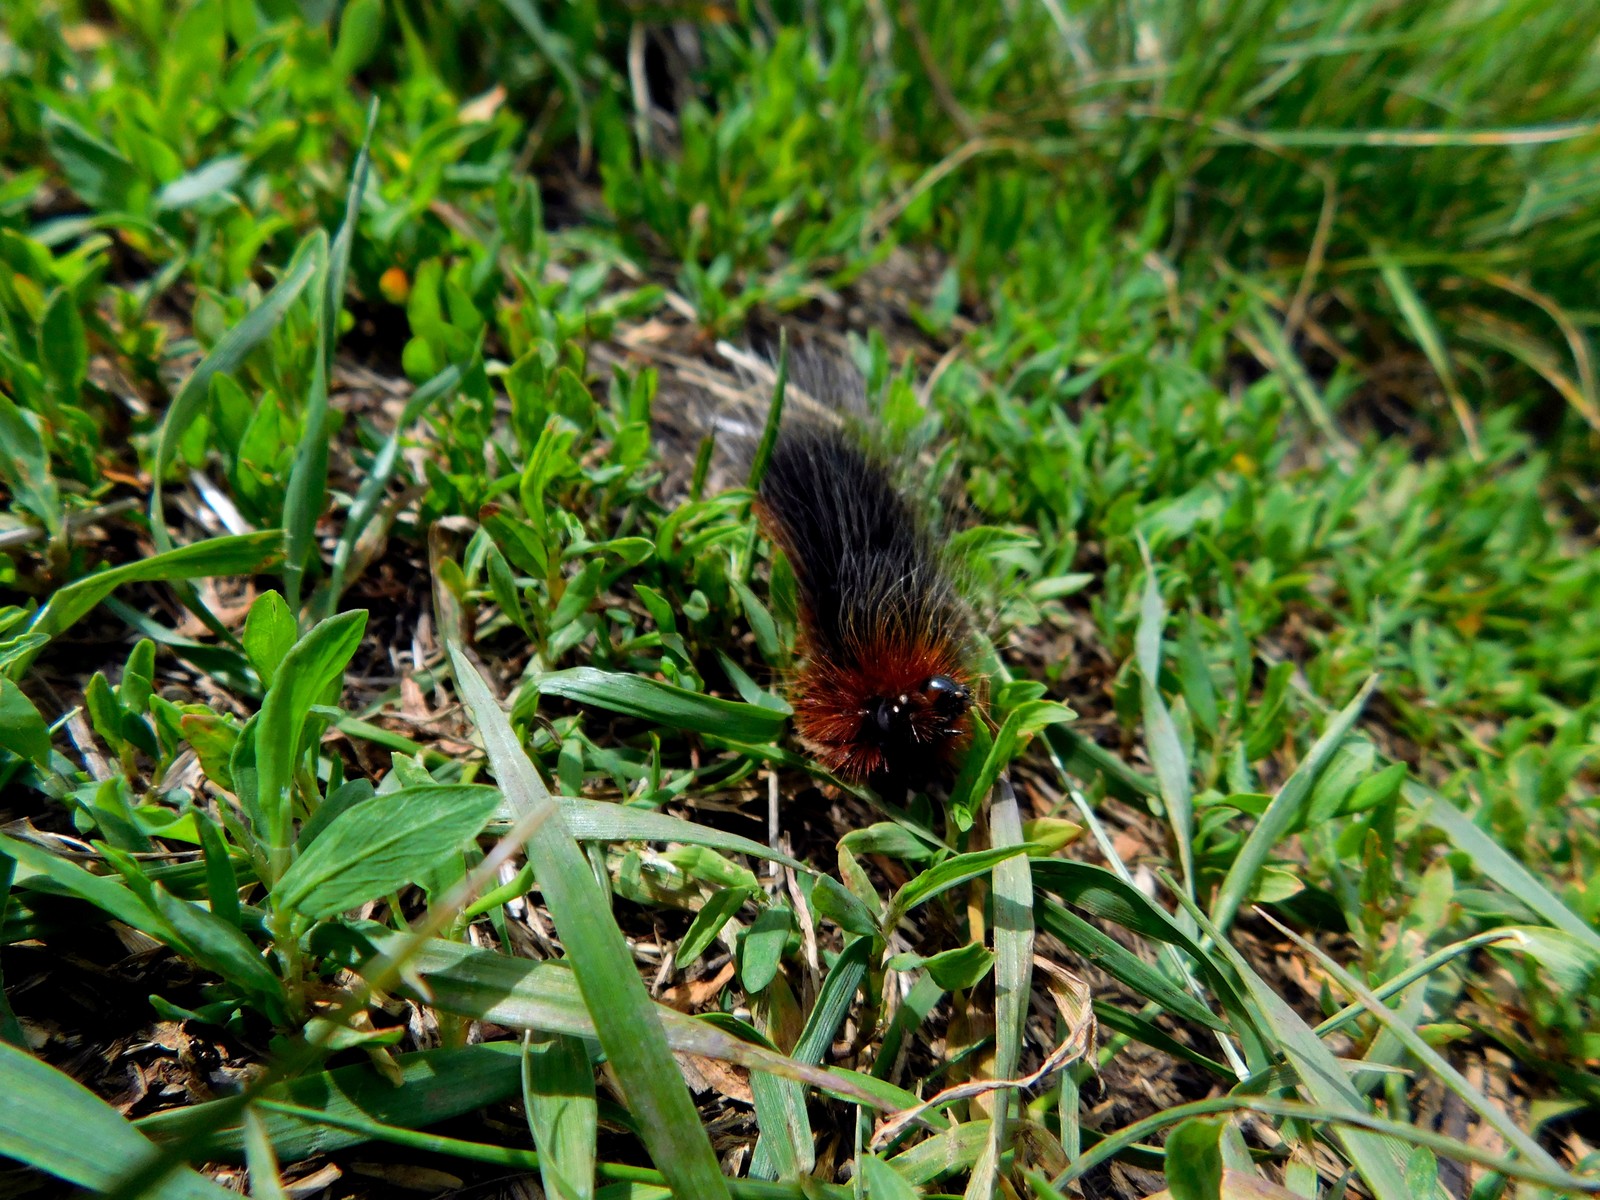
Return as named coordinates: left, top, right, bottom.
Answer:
left=1, top=830, right=170, bottom=940
left=965, top=776, right=1034, bottom=1200
left=0, top=1041, right=235, bottom=1199
left=523, top=1034, right=598, bottom=1200
left=497, top=0, right=591, bottom=168
left=751, top=934, right=872, bottom=1177
left=242, top=1109, right=287, bottom=1200
left=139, top=1043, right=524, bottom=1160
left=537, top=666, right=788, bottom=741
left=1210, top=675, right=1378, bottom=935
left=858, top=1154, right=919, bottom=1200
left=1134, top=560, right=1195, bottom=895
left=284, top=102, right=377, bottom=613
left=1034, top=897, right=1227, bottom=1033
left=449, top=644, right=733, bottom=1200
left=256, top=610, right=368, bottom=883
left=0, top=675, right=49, bottom=765
left=746, top=329, right=788, bottom=491
left=1091, top=1002, right=1230, bottom=1077
left=675, top=886, right=753, bottom=968
left=1030, top=859, right=1264, bottom=1057
left=1248, top=307, right=1356, bottom=462
left=499, top=798, right=809, bottom=872
left=352, top=930, right=900, bottom=1113
left=749, top=1066, right=810, bottom=1180
left=892, top=1123, right=990, bottom=1186
left=322, top=99, right=377, bottom=355
left=13, top=532, right=285, bottom=678
left=1376, top=255, right=1482, bottom=458
left=148, top=235, right=321, bottom=556
left=1409, top=781, right=1600, bottom=951
left=885, top=844, right=1030, bottom=929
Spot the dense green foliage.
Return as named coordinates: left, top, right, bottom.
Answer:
left=1, top=2, right=1598, bottom=1198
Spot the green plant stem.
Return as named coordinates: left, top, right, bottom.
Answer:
left=1051, top=1096, right=1600, bottom=1194
left=256, top=1100, right=852, bottom=1199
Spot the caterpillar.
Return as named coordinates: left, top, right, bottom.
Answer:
left=754, top=390, right=977, bottom=793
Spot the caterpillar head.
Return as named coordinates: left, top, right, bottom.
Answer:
left=869, top=674, right=972, bottom=748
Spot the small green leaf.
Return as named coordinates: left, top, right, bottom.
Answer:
left=332, top=0, right=384, bottom=75
left=1304, top=739, right=1376, bottom=827
left=0, top=677, right=50, bottom=765
left=885, top=844, right=1030, bottom=928
left=154, top=887, right=283, bottom=1016
left=1341, top=761, right=1408, bottom=817
left=39, top=288, right=88, bottom=402
left=0, top=394, right=61, bottom=539
left=675, top=886, right=752, bottom=968
left=156, top=155, right=246, bottom=210
left=887, top=941, right=995, bottom=991
left=119, top=638, right=157, bottom=715
left=738, top=905, right=792, bottom=993
left=840, top=822, right=937, bottom=862
left=255, top=609, right=367, bottom=878
left=858, top=1153, right=919, bottom=1200
left=194, top=810, right=241, bottom=929
left=809, top=874, right=880, bottom=937
left=181, top=711, right=239, bottom=790
left=483, top=509, right=550, bottom=577
left=1165, top=1117, right=1225, bottom=1200
left=244, top=591, right=298, bottom=688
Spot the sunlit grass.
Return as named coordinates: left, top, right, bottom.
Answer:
left=1, top=2, right=1598, bottom=1198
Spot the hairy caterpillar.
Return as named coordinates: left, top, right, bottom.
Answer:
left=753, top=377, right=977, bottom=792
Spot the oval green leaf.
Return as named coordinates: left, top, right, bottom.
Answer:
left=274, top=784, right=503, bottom=918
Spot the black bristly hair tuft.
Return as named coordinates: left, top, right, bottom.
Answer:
left=758, top=422, right=966, bottom=664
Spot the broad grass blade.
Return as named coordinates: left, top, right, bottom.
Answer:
left=1135, top=563, right=1195, bottom=894
left=523, top=1034, right=598, bottom=1200
left=0, top=1040, right=234, bottom=1199
left=139, top=1043, right=524, bottom=1160
left=449, top=644, right=732, bottom=1200
left=275, top=784, right=503, bottom=917
left=966, top=776, right=1034, bottom=1200
left=538, top=666, right=787, bottom=742
left=255, top=611, right=368, bottom=882
left=750, top=934, right=870, bottom=1178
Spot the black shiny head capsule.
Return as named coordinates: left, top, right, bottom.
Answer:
left=862, top=674, right=974, bottom=768
left=921, top=674, right=970, bottom=718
